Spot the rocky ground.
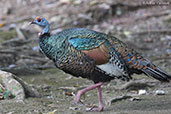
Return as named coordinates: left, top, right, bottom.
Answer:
left=0, top=0, right=171, bottom=114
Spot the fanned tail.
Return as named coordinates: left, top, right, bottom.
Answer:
left=142, top=64, right=171, bottom=82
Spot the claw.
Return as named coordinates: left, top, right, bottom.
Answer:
left=86, top=105, right=104, bottom=112
left=72, top=82, right=104, bottom=111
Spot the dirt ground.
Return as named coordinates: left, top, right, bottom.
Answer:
left=1, top=69, right=171, bottom=114
left=0, top=0, right=171, bottom=114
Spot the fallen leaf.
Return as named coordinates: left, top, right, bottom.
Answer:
left=0, top=23, right=5, bottom=27
left=65, top=92, right=74, bottom=96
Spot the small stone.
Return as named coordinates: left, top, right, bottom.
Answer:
left=86, top=107, right=92, bottom=111
left=44, top=109, right=58, bottom=114
left=138, top=90, right=147, bottom=95
left=8, top=64, right=16, bottom=68
left=73, top=0, right=82, bottom=4
left=48, top=103, right=57, bottom=108
left=155, top=90, right=165, bottom=95
left=129, top=97, right=141, bottom=101
left=59, top=0, right=71, bottom=4
left=9, top=24, right=16, bottom=30
left=6, top=112, right=14, bottom=114
left=69, top=106, right=80, bottom=110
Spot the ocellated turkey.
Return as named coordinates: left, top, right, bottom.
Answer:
left=30, top=16, right=171, bottom=111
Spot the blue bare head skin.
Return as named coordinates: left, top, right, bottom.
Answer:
left=30, top=16, right=50, bottom=35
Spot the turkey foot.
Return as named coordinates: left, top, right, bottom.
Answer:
left=73, top=82, right=104, bottom=112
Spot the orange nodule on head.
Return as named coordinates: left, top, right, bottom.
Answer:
left=34, top=16, right=42, bottom=22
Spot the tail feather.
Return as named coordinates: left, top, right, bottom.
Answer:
left=142, top=66, right=171, bottom=82
left=121, top=48, right=171, bottom=82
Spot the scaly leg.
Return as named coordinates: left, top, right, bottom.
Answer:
left=73, top=82, right=103, bottom=104
left=89, top=86, right=104, bottom=111
left=73, top=82, right=104, bottom=112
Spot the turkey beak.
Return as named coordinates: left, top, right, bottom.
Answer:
left=29, top=21, right=36, bottom=25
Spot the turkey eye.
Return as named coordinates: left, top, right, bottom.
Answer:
left=37, top=18, right=41, bottom=22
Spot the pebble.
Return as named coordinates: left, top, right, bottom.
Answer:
left=138, top=89, right=147, bottom=95
left=129, top=97, right=141, bottom=101
left=9, top=24, right=16, bottom=30
left=8, top=64, right=16, bottom=68
left=69, top=106, right=80, bottom=110
left=44, top=109, right=58, bottom=114
left=155, top=90, right=165, bottom=95
left=59, top=0, right=71, bottom=4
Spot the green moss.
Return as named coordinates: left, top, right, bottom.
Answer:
left=3, top=90, right=15, bottom=99
left=0, top=29, right=17, bottom=43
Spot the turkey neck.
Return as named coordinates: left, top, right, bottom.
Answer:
left=38, top=32, right=67, bottom=61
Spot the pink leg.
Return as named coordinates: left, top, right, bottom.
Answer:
left=89, top=86, right=104, bottom=111
left=73, top=82, right=104, bottom=112
left=73, top=82, right=103, bottom=104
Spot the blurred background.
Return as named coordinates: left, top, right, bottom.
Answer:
left=0, top=0, right=171, bottom=114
